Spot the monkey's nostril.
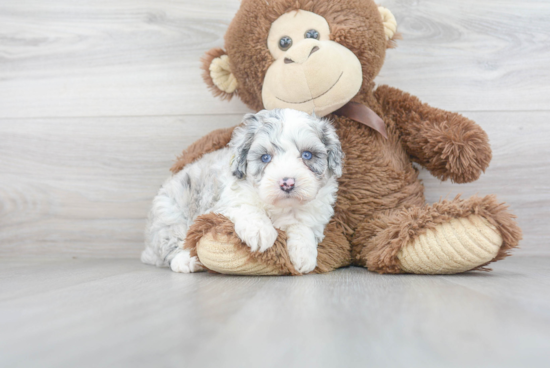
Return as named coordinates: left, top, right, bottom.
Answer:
left=309, top=46, right=320, bottom=56
left=284, top=57, right=294, bottom=64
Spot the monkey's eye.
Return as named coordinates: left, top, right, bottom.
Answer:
left=304, top=29, right=320, bottom=40
left=278, top=36, right=292, bottom=51
left=301, top=151, right=313, bottom=160
left=261, top=154, right=272, bottom=163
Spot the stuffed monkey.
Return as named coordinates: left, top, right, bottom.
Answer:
left=173, top=0, right=522, bottom=275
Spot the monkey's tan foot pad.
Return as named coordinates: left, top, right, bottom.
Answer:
left=195, top=234, right=286, bottom=275
left=397, top=215, right=503, bottom=274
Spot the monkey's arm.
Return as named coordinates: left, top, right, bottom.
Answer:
left=374, top=85, right=491, bottom=183
left=170, top=126, right=236, bottom=174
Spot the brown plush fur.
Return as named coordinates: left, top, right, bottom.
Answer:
left=172, top=0, right=521, bottom=275
left=313, top=220, right=352, bottom=273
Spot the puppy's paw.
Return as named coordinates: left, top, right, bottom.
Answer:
left=234, top=217, right=278, bottom=253
left=170, top=250, right=204, bottom=273
left=288, top=238, right=318, bottom=274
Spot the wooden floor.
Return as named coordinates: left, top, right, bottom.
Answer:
left=1, top=257, right=549, bottom=368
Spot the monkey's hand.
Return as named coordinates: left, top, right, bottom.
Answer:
left=375, top=85, right=491, bottom=183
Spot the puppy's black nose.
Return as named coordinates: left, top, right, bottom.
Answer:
left=279, top=177, right=295, bottom=193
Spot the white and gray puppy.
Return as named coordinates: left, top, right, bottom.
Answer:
left=141, top=109, right=343, bottom=274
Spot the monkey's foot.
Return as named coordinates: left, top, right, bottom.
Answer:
left=196, top=233, right=283, bottom=275
left=185, top=213, right=300, bottom=276
left=355, top=195, right=522, bottom=274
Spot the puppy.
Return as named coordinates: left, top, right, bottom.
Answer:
left=141, top=109, right=343, bottom=274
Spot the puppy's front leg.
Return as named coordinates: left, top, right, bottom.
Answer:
left=224, top=205, right=278, bottom=253
left=286, top=224, right=317, bottom=274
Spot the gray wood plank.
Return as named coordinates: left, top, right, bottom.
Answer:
left=377, top=0, right=550, bottom=112
left=0, top=0, right=248, bottom=119
left=0, top=257, right=549, bottom=368
left=1, top=0, right=549, bottom=118
left=0, top=111, right=548, bottom=257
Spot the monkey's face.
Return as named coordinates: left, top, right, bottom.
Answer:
left=201, top=0, right=398, bottom=116
left=262, top=11, right=362, bottom=117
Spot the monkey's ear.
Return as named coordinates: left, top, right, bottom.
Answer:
left=201, top=48, right=238, bottom=100
left=378, top=6, right=400, bottom=48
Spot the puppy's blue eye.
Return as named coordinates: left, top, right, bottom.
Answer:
left=261, top=154, right=272, bottom=163
left=302, top=151, right=313, bottom=160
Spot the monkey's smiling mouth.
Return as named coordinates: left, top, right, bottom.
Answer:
left=275, top=72, right=343, bottom=104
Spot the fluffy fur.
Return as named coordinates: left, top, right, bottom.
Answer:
left=170, top=0, right=521, bottom=275
left=143, top=109, right=343, bottom=274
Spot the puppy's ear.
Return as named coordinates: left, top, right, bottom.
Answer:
left=201, top=48, right=238, bottom=100
left=320, top=120, right=344, bottom=178
left=230, top=113, right=263, bottom=179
